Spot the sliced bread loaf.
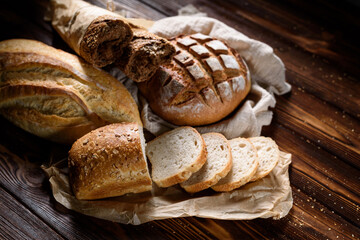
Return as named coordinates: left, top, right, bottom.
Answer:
left=146, top=127, right=207, bottom=188
left=180, top=133, right=232, bottom=193
left=249, top=137, right=280, bottom=181
left=212, top=138, right=258, bottom=192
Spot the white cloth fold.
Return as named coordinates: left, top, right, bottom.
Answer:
left=140, top=16, right=291, bottom=138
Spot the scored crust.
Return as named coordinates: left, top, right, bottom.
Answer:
left=138, top=33, right=251, bottom=126
left=0, top=39, right=141, bottom=144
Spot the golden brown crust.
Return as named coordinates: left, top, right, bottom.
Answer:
left=0, top=39, right=141, bottom=144
left=68, top=123, right=152, bottom=200
left=138, top=34, right=251, bottom=126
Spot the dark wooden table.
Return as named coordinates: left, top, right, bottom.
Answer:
left=1, top=0, right=359, bottom=239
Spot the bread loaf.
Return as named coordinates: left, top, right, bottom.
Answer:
left=50, top=0, right=175, bottom=81
left=138, top=33, right=251, bottom=126
left=146, top=126, right=207, bottom=188
left=0, top=39, right=141, bottom=144
left=68, top=123, right=152, bottom=200
left=50, top=0, right=133, bottom=67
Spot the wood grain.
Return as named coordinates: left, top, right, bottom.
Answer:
left=0, top=186, right=63, bottom=240
left=0, top=0, right=359, bottom=239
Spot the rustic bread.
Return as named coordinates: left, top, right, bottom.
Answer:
left=249, top=137, right=280, bottom=181
left=146, top=126, right=207, bottom=188
left=68, top=123, right=152, bottom=200
left=180, top=133, right=232, bottom=193
left=212, top=138, right=258, bottom=192
left=0, top=39, right=141, bottom=144
left=116, top=27, right=176, bottom=82
left=138, top=33, right=251, bottom=126
left=50, top=0, right=133, bottom=67
left=50, top=0, right=175, bottom=80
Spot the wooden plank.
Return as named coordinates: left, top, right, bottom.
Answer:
left=0, top=186, right=63, bottom=240
left=274, top=89, right=360, bottom=168
left=262, top=123, right=360, bottom=225
left=143, top=0, right=360, bottom=118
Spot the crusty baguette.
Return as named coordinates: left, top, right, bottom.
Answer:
left=248, top=137, right=280, bottom=181
left=68, top=123, right=152, bottom=200
left=212, top=137, right=258, bottom=192
left=50, top=0, right=133, bottom=67
left=138, top=33, right=251, bottom=126
left=180, top=132, right=232, bottom=193
left=0, top=39, right=141, bottom=144
left=50, top=0, right=175, bottom=81
left=146, top=127, right=207, bottom=188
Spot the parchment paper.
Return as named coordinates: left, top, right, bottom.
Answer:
left=43, top=4, right=293, bottom=225
left=43, top=151, right=292, bottom=225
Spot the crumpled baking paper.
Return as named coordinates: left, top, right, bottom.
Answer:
left=43, top=3, right=293, bottom=225
left=43, top=151, right=292, bottom=225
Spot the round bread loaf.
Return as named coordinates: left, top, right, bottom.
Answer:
left=138, top=33, right=251, bottom=126
left=68, top=123, right=152, bottom=200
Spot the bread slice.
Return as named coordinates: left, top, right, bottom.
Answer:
left=212, top=138, right=258, bottom=192
left=249, top=137, right=280, bottom=181
left=146, top=127, right=207, bottom=188
left=180, top=133, right=232, bottom=193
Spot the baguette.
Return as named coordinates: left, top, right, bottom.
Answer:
left=50, top=0, right=133, bottom=67
left=0, top=39, right=141, bottom=144
left=49, top=0, right=175, bottom=81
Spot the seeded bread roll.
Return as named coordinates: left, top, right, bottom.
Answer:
left=0, top=39, right=141, bottom=144
left=138, top=33, right=251, bottom=126
left=68, top=123, right=152, bottom=200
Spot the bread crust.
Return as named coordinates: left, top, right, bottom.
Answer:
left=180, top=132, right=233, bottom=193
left=146, top=126, right=207, bottom=188
left=50, top=0, right=133, bottom=67
left=0, top=39, right=141, bottom=144
left=138, top=34, right=251, bottom=126
left=68, top=123, right=152, bottom=200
